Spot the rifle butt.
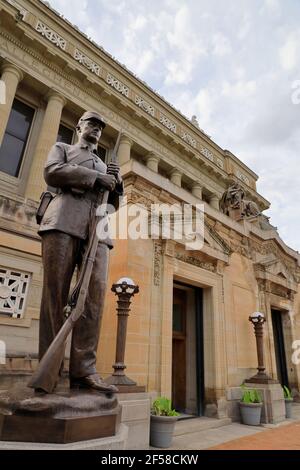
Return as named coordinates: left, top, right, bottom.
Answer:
left=27, top=317, right=73, bottom=393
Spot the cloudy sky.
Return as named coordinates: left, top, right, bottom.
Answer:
left=48, top=0, right=300, bottom=251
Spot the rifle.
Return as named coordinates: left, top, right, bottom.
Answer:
left=28, top=131, right=122, bottom=393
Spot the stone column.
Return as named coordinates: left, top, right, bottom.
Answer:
left=170, top=169, right=182, bottom=187
left=0, top=62, right=24, bottom=145
left=192, top=183, right=202, bottom=199
left=210, top=194, right=220, bottom=210
left=117, top=134, right=133, bottom=166
left=25, top=91, right=66, bottom=201
left=145, top=153, right=159, bottom=172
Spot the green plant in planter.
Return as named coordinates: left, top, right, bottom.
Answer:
left=150, top=397, right=179, bottom=448
left=240, top=385, right=262, bottom=404
left=283, top=385, right=293, bottom=418
left=283, top=385, right=292, bottom=400
left=151, top=397, right=179, bottom=417
left=239, top=385, right=263, bottom=426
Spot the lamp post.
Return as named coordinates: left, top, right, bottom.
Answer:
left=105, top=277, right=144, bottom=391
left=247, top=311, right=274, bottom=383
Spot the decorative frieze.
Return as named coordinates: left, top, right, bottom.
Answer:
left=270, top=283, right=291, bottom=299
left=74, top=49, right=101, bottom=76
left=205, top=222, right=232, bottom=255
left=175, top=252, right=216, bottom=272
left=107, top=73, right=129, bottom=97
left=159, top=114, right=177, bottom=133
left=200, top=146, right=214, bottom=162
left=153, top=242, right=162, bottom=286
left=36, top=21, right=66, bottom=50
left=0, top=267, right=31, bottom=318
left=135, top=96, right=155, bottom=117
left=250, top=240, right=299, bottom=280
left=236, top=170, right=250, bottom=186
left=182, top=132, right=196, bottom=149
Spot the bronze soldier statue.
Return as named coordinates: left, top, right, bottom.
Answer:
left=35, top=111, right=123, bottom=393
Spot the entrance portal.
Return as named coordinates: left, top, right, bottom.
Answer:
left=271, top=308, right=289, bottom=388
left=172, top=284, right=204, bottom=415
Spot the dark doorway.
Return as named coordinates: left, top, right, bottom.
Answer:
left=172, top=284, right=204, bottom=415
left=195, top=287, right=204, bottom=416
left=172, top=287, right=187, bottom=412
left=271, top=308, right=289, bottom=387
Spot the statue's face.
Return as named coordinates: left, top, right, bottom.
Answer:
left=77, top=119, right=103, bottom=144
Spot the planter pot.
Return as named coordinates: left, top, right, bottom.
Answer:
left=239, top=402, right=262, bottom=426
left=285, top=398, right=293, bottom=419
left=150, top=415, right=178, bottom=448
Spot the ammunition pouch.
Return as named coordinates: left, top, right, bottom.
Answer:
left=36, top=191, right=55, bottom=225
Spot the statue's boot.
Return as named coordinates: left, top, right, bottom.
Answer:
left=70, top=373, right=118, bottom=393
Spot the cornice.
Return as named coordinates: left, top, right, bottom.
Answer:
left=1, top=0, right=263, bottom=194
left=0, top=29, right=232, bottom=194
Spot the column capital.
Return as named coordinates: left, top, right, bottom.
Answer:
left=46, top=89, right=67, bottom=107
left=146, top=152, right=159, bottom=161
left=169, top=168, right=182, bottom=187
left=1, top=61, right=24, bottom=82
left=169, top=168, right=182, bottom=177
left=146, top=152, right=160, bottom=172
left=209, top=194, right=220, bottom=210
left=120, top=133, right=133, bottom=147
left=191, top=182, right=203, bottom=199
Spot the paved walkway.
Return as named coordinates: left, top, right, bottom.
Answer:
left=164, top=403, right=300, bottom=450
left=210, top=421, right=300, bottom=450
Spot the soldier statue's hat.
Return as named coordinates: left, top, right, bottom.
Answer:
left=77, top=111, right=106, bottom=129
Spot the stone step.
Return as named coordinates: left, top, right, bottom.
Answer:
left=174, top=417, right=232, bottom=436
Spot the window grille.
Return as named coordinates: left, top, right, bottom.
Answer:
left=0, top=267, right=31, bottom=319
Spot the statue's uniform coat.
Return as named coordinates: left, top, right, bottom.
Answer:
left=38, top=142, right=123, bottom=379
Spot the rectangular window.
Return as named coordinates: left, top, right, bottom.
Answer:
left=57, top=123, right=74, bottom=144
left=0, top=99, right=34, bottom=177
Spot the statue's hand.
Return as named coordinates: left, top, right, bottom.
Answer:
left=95, top=173, right=116, bottom=191
left=107, top=162, right=122, bottom=185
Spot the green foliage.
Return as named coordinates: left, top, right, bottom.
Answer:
left=240, top=385, right=262, bottom=404
left=283, top=385, right=292, bottom=400
left=151, top=397, right=179, bottom=417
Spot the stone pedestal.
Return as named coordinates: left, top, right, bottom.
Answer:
left=0, top=424, right=128, bottom=450
left=0, top=386, right=121, bottom=444
left=118, top=392, right=151, bottom=449
left=245, top=381, right=285, bottom=424
left=228, top=207, right=243, bottom=220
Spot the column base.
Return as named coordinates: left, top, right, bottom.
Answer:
left=246, top=373, right=278, bottom=385
left=105, top=374, right=146, bottom=393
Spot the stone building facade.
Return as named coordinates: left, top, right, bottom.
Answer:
left=0, top=0, right=299, bottom=420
